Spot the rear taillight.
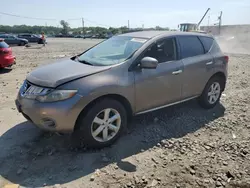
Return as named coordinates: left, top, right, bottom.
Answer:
left=0, top=49, right=9, bottom=56
left=0, top=50, right=8, bottom=55
left=224, top=55, right=229, bottom=63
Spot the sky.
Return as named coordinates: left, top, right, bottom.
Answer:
left=0, top=0, right=250, bottom=29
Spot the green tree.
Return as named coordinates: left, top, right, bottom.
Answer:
left=60, top=20, right=70, bottom=35
left=155, top=26, right=170, bottom=31
left=119, top=26, right=129, bottom=34
left=108, top=27, right=119, bottom=35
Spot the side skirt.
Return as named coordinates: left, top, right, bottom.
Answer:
left=135, top=96, right=199, bottom=115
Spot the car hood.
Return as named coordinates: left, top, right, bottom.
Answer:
left=27, top=59, right=111, bottom=88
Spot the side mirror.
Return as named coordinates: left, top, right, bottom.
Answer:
left=140, top=57, right=158, bottom=69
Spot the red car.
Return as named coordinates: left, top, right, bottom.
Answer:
left=0, top=38, right=16, bottom=68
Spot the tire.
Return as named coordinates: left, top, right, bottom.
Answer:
left=38, top=39, right=43, bottom=44
left=198, top=76, right=224, bottom=109
left=21, top=112, right=33, bottom=122
left=20, top=41, right=25, bottom=46
left=73, top=98, right=127, bottom=148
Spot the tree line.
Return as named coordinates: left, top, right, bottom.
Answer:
left=0, top=20, right=170, bottom=36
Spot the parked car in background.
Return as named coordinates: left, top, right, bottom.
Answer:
left=0, top=39, right=16, bottom=68
left=17, top=33, right=44, bottom=44
left=106, top=33, right=113, bottom=39
left=91, top=34, right=100, bottom=39
left=0, top=34, right=28, bottom=46
left=74, top=35, right=84, bottom=38
left=83, top=34, right=93, bottom=39
left=15, top=31, right=228, bottom=148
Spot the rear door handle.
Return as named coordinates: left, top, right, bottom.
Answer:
left=206, top=61, right=213, bottom=65
left=172, top=70, right=183, bottom=75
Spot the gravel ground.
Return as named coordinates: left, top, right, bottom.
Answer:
left=0, top=37, right=249, bottom=188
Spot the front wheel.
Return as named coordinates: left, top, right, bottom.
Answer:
left=198, top=76, right=223, bottom=109
left=73, top=98, right=127, bottom=148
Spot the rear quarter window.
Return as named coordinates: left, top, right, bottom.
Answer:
left=199, top=36, right=214, bottom=53
left=210, top=39, right=222, bottom=53
left=0, top=41, right=9, bottom=48
left=178, top=36, right=205, bottom=59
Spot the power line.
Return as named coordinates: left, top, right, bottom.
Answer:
left=84, top=18, right=111, bottom=27
left=0, top=11, right=56, bottom=21
left=0, top=11, right=114, bottom=28
left=66, top=18, right=82, bottom=21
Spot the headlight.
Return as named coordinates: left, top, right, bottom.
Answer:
left=36, top=90, right=77, bottom=102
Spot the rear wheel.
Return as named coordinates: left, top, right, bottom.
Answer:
left=20, top=41, right=25, bottom=46
left=198, top=76, right=224, bottom=109
left=73, top=98, right=127, bottom=148
left=21, top=112, right=33, bottom=122
left=38, top=39, right=43, bottom=44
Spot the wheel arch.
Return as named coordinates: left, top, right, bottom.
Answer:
left=202, top=71, right=226, bottom=93
left=74, top=94, right=133, bottom=131
left=209, top=72, right=227, bottom=91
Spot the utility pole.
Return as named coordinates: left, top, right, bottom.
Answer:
left=128, top=20, right=130, bottom=29
left=82, top=18, right=85, bottom=34
left=218, top=11, right=223, bottom=35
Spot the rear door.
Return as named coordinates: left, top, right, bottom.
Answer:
left=134, top=37, right=184, bottom=113
left=30, top=34, right=38, bottom=42
left=7, top=36, right=17, bottom=45
left=177, top=35, right=214, bottom=98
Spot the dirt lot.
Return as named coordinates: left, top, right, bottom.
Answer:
left=0, top=38, right=249, bottom=188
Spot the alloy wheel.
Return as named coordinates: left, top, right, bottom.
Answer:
left=207, top=82, right=221, bottom=104
left=91, top=108, right=121, bottom=142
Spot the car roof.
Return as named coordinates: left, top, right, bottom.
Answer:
left=0, top=34, right=15, bottom=36
left=18, top=33, right=33, bottom=35
left=119, top=30, right=212, bottom=39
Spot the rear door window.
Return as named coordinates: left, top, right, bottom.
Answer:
left=178, top=36, right=205, bottom=59
left=0, top=41, right=9, bottom=48
left=199, top=36, right=214, bottom=53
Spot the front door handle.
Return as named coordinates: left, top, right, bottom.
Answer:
left=172, top=70, right=183, bottom=75
left=206, top=61, right=213, bottom=65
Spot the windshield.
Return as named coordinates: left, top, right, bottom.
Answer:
left=77, top=36, right=147, bottom=66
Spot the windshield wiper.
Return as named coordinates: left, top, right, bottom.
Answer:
left=78, top=60, right=93, bottom=66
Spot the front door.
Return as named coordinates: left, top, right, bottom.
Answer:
left=134, top=37, right=184, bottom=113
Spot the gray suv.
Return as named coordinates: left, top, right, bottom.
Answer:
left=15, top=31, right=228, bottom=148
left=0, top=34, right=28, bottom=46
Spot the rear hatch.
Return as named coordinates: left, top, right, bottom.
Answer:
left=0, top=40, right=11, bottom=56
